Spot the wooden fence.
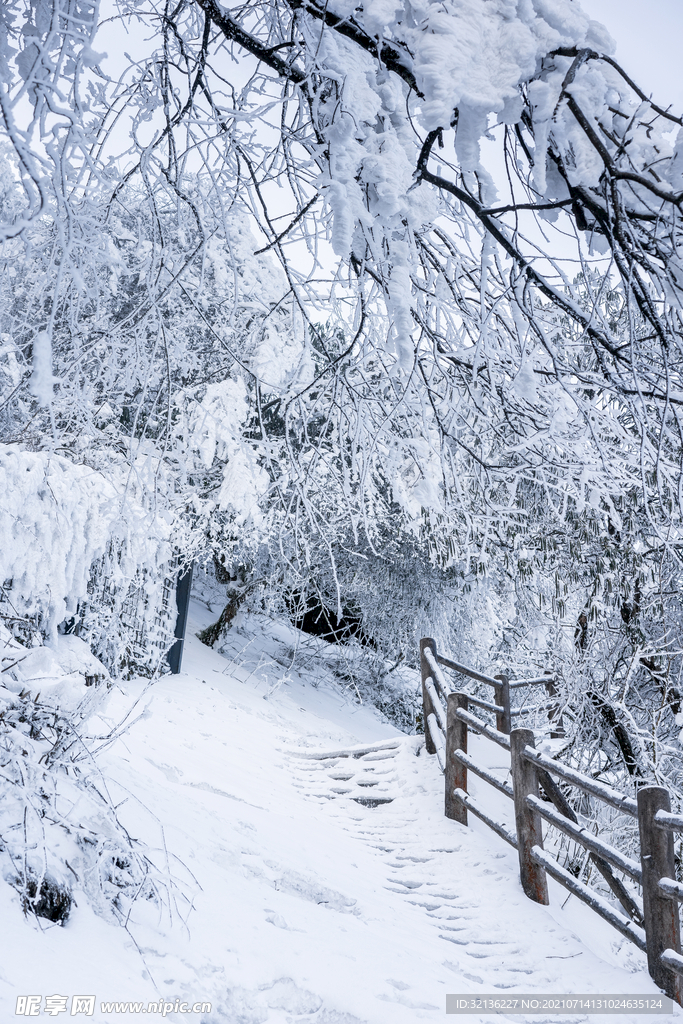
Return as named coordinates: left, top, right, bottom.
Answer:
left=420, top=637, right=683, bottom=1004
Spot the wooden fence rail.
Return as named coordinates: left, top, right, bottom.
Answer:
left=419, top=636, right=683, bottom=1004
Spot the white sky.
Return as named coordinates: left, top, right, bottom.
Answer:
left=585, top=0, right=683, bottom=113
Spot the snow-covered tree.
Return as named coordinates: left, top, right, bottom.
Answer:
left=3, top=0, right=683, bottom=801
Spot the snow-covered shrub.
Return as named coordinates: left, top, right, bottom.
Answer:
left=78, top=542, right=178, bottom=679
left=0, top=446, right=119, bottom=642
left=0, top=445, right=176, bottom=676
left=0, top=622, right=167, bottom=924
left=327, top=645, right=421, bottom=733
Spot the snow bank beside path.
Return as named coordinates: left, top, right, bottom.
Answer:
left=0, top=603, right=680, bottom=1023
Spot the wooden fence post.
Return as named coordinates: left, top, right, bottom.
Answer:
left=544, top=672, right=565, bottom=738
left=420, top=638, right=438, bottom=755
left=167, top=561, right=194, bottom=674
left=446, top=693, right=469, bottom=824
left=494, top=673, right=512, bottom=734
left=510, top=728, right=549, bottom=904
left=637, top=786, right=681, bottom=1001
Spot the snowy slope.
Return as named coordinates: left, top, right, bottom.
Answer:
left=1, top=602, right=681, bottom=1023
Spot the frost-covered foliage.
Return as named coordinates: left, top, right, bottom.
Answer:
left=0, top=445, right=175, bottom=674
left=0, top=621, right=175, bottom=925
left=1, top=0, right=682, bottom=539
left=0, top=446, right=118, bottom=640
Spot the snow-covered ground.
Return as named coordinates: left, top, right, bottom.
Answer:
left=2, top=600, right=681, bottom=1023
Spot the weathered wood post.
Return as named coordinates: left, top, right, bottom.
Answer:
left=420, top=638, right=438, bottom=755
left=510, top=727, right=549, bottom=904
left=167, top=561, right=194, bottom=675
left=494, top=673, right=512, bottom=735
left=446, top=692, right=469, bottom=824
left=545, top=672, right=565, bottom=738
left=637, top=786, right=681, bottom=1001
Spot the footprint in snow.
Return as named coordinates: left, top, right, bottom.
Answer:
left=315, top=1011, right=368, bottom=1024
left=259, top=977, right=322, bottom=1014
left=212, top=979, right=323, bottom=1022
left=264, top=911, right=306, bottom=932
left=272, top=869, right=359, bottom=914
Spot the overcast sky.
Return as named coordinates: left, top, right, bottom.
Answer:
left=585, top=0, right=683, bottom=114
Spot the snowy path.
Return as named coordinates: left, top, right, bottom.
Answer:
left=285, top=731, right=666, bottom=1019
left=1, top=607, right=681, bottom=1023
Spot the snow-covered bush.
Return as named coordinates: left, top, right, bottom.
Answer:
left=0, top=445, right=176, bottom=676
left=326, top=645, right=422, bottom=734
left=0, top=621, right=168, bottom=925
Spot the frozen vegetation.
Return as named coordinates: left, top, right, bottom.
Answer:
left=2, top=0, right=683, bottom=1015
left=0, top=597, right=679, bottom=1022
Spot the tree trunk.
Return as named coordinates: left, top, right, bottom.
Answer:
left=588, top=691, right=642, bottom=777
left=197, top=588, right=244, bottom=647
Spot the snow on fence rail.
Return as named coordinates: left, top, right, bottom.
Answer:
left=419, top=637, right=683, bottom=1005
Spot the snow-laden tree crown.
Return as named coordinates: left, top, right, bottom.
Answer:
left=1, top=0, right=683, bottom=648
left=2, top=0, right=682, bottom=511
